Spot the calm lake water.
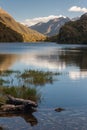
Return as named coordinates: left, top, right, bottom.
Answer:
left=0, top=42, right=87, bottom=130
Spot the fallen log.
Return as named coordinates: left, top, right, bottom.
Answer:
left=0, top=95, right=38, bottom=113
left=6, top=95, right=38, bottom=108
left=1, top=104, right=26, bottom=112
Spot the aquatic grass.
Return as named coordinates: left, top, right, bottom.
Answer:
left=0, top=78, right=10, bottom=86
left=20, top=70, right=60, bottom=86
left=0, top=70, right=20, bottom=76
left=0, top=86, right=41, bottom=103
left=0, top=96, right=6, bottom=106
left=0, top=70, right=60, bottom=87
left=0, top=69, right=61, bottom=104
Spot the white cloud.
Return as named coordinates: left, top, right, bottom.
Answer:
left=69, top=6, right=87, bottom=13
left=22, top=15, right=66, bottom=26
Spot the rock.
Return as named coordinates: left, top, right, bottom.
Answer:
left=55, top=107, right=65, bottom=112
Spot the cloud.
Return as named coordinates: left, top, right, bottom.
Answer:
left=22, top=15, right=66, bottom=26
left=69, top=6, right=87, bottom=13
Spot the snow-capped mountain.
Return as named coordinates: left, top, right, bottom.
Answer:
left=30, top=16, right=70, bottom=36
left=22, top=15, right=66, bottom=26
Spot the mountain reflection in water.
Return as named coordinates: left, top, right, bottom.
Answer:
left=0, top=45, right=87, bottom=73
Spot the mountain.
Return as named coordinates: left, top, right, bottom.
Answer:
left=30, top=17, right=70, bottom=36
left=0, top=21, right=23, bottom=42
left=57, top=13, right=87, bottom=44
left=0, top=8, right=46, bottom=42
left=71, top=17, right=80, bottom=21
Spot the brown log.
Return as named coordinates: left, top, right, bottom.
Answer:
left=0, top=104, right=36, bottom=112
left=6, top=95, right=38, bottom=108
left=1, top=104, right=25, bottom=112
left=1, top=104, right=15, bottom=111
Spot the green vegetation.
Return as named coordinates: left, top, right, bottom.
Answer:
left=0, top=78, right=10, bottom=85
left=0, top=70, right=20, bottom=76
left=0, top=70, right=59, bottom=86
left=0, top=86, right=40, bottom=103
left=57, top=13, right=87, bottom=44
left=21, top=70, right=59, bottom=86
left=0, top=69, right=60, bottom=103
left=45, top=35, right=58, bottom=42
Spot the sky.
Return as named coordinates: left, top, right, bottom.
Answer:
left=0, top=0, right=87, bottom=26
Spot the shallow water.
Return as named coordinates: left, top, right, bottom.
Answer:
left=0, top=42, right=87, bottom=129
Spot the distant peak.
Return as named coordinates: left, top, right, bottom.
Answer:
left=80, top=13, right=87, bottom=20
left=22, top=15, right=67, bottom=26
left=58, top=15, right=66, bottom=19
left=82, top=13, right=87, bottom=16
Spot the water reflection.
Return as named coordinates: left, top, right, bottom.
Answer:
left=0, top=53, right=66, bottom=71
left=69, top=71, right=87, bottom=80
left=0, top=111, right=38, bottom=126
left=57, top=48, right=87, bottom=70
left=0, top=45, right=87, bottom=81
left=21, top=54, right=66, bottom=70
left=0, top=54, right=20, bottom=71
left=0, top=46, right=87, bottom=75
left=0, top=43, right=87, bottom=129
left=0, top=48, right=86, bottom=71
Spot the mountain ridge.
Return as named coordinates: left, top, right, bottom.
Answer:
left=0, top=8, right=46, bottom=42
left=0, top=21, right=23, bottom=42
left=30, top=17, right=70, bottom=36
left=57, top=13, right=87, bottom=44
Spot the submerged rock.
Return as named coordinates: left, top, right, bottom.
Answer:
left=55, top=107, right=65, bottom=112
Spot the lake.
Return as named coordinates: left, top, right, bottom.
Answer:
left=0, top=42, right=87, bottom=130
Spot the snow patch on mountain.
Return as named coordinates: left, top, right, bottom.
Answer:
left=22, top=15, right=66, bottom=26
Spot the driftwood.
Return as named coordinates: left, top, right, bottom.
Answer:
left=6, top=95, right=38, bottom=107
left=1, top=104, right=25, bottom=112
left=0, top=95, right=38, bottom=112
